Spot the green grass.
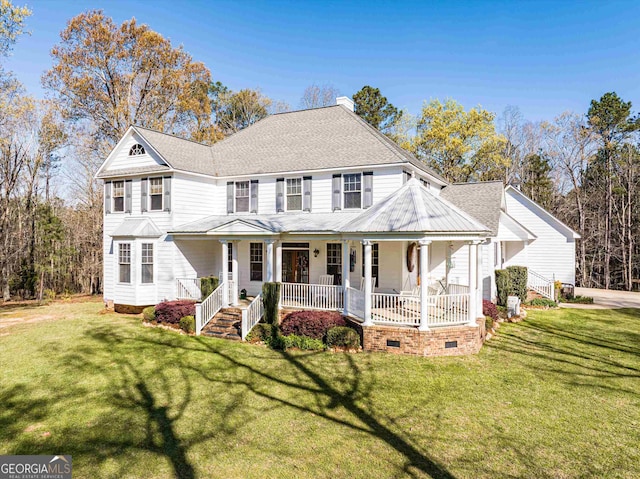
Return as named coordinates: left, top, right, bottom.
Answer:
left=1, top=301, right=639, bottom=478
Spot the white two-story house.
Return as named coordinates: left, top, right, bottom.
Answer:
left=96, top=97, right=578, bottom=356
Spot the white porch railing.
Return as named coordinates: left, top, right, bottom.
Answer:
left=371, top=293, right=420, bottom=326
left=446, top=283, right=470, bottom=295
left=280, top=282, right=343, bottom=310
left=241, top=294, right=263, bottom=340
left=527, top=269, right=555, bottom=300
left=195, top=282, right=225, bottom=335
left=228, top=280, right=236, bottom=304
left=428, top=293, right=469, bottom=327
left=346, top=286, right=365, bottom=319
left=176, top=277, right=201, bottom=301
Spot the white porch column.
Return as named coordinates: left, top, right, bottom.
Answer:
left=468, top=242, right=479, bottom=326
left=342, top=240, right=350, bottom=316
left=275, top=241, right=282, bottom=283
left=418, top=239, right=431, bottom=331
left=220, top=240, right=229, bottom=308
left=363, top=240, right=373, bottom=326
left=231, top=241, right=239, bottom=305
left=265, top=239, right=274, bottom=282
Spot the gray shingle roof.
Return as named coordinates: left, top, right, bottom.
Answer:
left=440, top=181, right=504, bottom=235
left=171, top=212, right=362, bottom=234
left=110, top=218, right=163, bottom=237
left=133, top=126, right=216, bottom=176
left=109, top=106, right=444, bottom=181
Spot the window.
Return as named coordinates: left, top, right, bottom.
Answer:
left=286, top=178, right=302, bottom=211
left=227, top=243, right=233, bottom=278
left=141, top=243, right=153, bottom=283
left=113, top=180, right=125, bottom=212
left=362, top=243, right=379, bottom=287
left=420, top=178, right=431, bottom=189
left=250, top=243, right=263, bottom=281
left=343, top=173, right=362, bottom=209
left=235, top=181, right=250, bottom=212
left=149, top=177, right=163, bottom=211
left=129, top=144, right=145, bottom=156
left=327, top=243, right=342, bottom=285
left=118, top=243, right=131, bottom=283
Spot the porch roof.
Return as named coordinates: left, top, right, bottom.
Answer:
left=111, top=217, right=163, bottom=237
left=339, top=179, right=491, bottom=234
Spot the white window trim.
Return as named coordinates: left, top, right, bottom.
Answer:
left=284, top=177, right=303, bottom=212
left=249, top=242, right=264, bottom=282
left=343, top=173, right=362, bottom=210
left=148, top=177, right=164, bottom=212
left=112, top=180, right=125, bottom=213
left=235, top=181, right=250, bottom=213
left=117, top=242, right=132, bottom=284
left=140, top=242, right=155, bottom=285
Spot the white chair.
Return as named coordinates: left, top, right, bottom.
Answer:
left=318, top=274, right=334, bottom=285
left=359, top=277, right=376, bottom=291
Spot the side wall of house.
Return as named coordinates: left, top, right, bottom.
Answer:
left=505, top=191, right=576, bottom=284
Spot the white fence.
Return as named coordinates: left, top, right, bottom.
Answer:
left=371, top=293, right=420, bottom=325
left=280, top=282, right=343, bottom=310
left=241, top=294, right=263, bottom=340
left=195, top=282, right=225, bottom=335
left=427, top=293, right=469, bottom=327
left=446, top=283, right=470, bottom=295
left=527, top=269, right=555, bottom=300
left=176, top=278, right=201, bottom=301
left=346, top=287, right=365, bottom=319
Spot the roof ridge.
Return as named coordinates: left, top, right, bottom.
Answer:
left=448, top=180, right=505, bottom=186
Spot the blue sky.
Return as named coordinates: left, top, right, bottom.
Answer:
left=6, top=0, right=640, bottom=121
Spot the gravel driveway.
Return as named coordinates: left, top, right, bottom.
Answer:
left=560, top=287, right=640, bottom=309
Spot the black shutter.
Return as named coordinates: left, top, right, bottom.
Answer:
left=276, top=178, right=284, bottom=212
left=104, top=181, right=111, bottom=214
left=250, top=179, right=259, bottom=213
left=141, top=178, right=148, bottom=212
left=332, top=174, right=342, bottom=211
left=403, top=170, right=412, bottom=184
left=363, top=171, right=373, bottom=208
left=227, top=181, right=234, bottom=214
left=163, top=176, right=171, bottom=212
left=124, top=180, right=132, bottom=213
left=303, top=176, right=312, bottom=212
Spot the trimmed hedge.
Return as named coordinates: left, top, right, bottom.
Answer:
left=142, top=306, right=156, bottom=322
left=482, top=300, right=499, bottom=320
left=246, top=323, right=274, bottom=343
left=179, top=315, right=195, bottom=333
left=280, top=310, right=346, bottom=340
left=155, top=300, right=196, bottom=325
left=275, top=334, right=325, bottom=351
left=507, top=266, right=528, bottom=303
left=200, top=276, right=219, bottom=299
left=326, top=326, right=360, bottom=349
left=527, top=298, right=558, bottom=308
left=495, top=269, right=510, bottom=307
left=262, top=282, right=281, bottom=325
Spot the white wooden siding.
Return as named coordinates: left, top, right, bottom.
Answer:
left=505, top=190, right=576, bottom=284
left=172, top=172, right=219, bottom=224
left=103, top=133, right=166, bottom=172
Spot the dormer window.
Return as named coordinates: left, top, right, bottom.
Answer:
left=129, top=144, right=145, bottom=156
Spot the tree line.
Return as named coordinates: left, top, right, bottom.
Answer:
left=1, top=5, right=637, bottom=300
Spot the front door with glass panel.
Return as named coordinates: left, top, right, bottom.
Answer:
left=282, top=250, right=309, bottom=283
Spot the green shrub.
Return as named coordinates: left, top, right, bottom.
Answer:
left=43, top=288, right=56, bottom=301
left=246, top=323, right=274, bottom=343
left=279, top=334, right=325, bottom=351
left=495, top=269, right=510, bottom=307
left=507, top=266, right=528, bottom=303
left=262, top=282, right=281, bottom=325
left=200, top=276, right=219, bottom=299
left=562, top=295, right=594, bottom=304
left=526, top=298, right=558, bottom=308
left=485, top=317, right=494, bottom=331
left=142, top=306, right=156, bottom=322
left=326, top=326, right=360, bottom=349
left=179, top=315, right=195, bottom=333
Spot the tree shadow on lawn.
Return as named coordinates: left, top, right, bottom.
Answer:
left=83, top=325, right=456, bottom=479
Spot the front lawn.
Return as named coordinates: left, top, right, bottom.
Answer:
left=1, top=301, right=639, bottom=478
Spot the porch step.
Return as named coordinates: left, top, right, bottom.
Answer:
left=201, top=307, right=242, bottom=341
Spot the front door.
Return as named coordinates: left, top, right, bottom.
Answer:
left=283, top=250, right=309, bottom=283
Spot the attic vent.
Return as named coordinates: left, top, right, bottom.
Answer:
left=129, top=144, right=145, bottom=156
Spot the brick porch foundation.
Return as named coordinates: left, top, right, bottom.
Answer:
left=348, top=317, right=486, bottom=357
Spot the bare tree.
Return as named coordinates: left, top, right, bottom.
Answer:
left=300, top=83, right=340, bottom=109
